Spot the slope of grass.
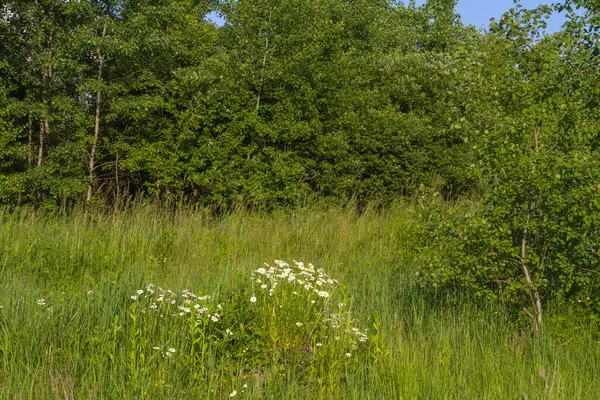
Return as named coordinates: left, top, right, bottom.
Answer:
left=0, top=204, right=597, bottom=399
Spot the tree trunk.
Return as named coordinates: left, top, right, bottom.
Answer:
left=28, top=116, right=33, bottom=167
left=521, top=125, right=543, bottom=335
left=38, top=66, right=51, bottom=168
left=37, top=118, right=45, bottom=167
left=255, top=11, right=272, bottom=111
left=520, top=202, right=543, bottom=335
left=37, top=115, right=47, bottom=201
left=37, top=113, right=51, bottom=167
left=87, top=22, right=107, bottom=202
left=26, top=85, right=34, bottom=166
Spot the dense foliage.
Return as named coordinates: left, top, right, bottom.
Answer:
left=0, top=0, right=497, bottom=207
left=2, top=0, right=600, bottom=328
left=417, top=1, right=600, bottom=331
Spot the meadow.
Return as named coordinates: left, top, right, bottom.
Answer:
left=0, top=203, right=598, bottom=399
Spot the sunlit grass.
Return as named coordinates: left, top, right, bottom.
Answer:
left=0, top=203, right=597, bottom=398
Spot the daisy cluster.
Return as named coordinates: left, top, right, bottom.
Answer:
left=251, top=260, right=338, bottom=298
left=130, top=284, right=221, bottom=323
left=251, top=260, right=368, bottom=345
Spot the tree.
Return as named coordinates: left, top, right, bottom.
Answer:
left=420, top=1, right=600, bottom=333
left=0, top=0, right=91, bottom=205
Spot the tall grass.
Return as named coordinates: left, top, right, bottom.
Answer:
left=0, top=203, right=597, bottom=399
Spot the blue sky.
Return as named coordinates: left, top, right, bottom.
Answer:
left=208, top=1, right=567, bottom=33
left=442, top=1, right=565, bottom=33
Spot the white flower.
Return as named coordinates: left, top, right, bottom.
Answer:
left=226, top=329, right=233, bottom=335
left=37, top=299, right=46, bottom=306
left=87, top=290, right=94, bottom=295
left=130, top=295, right=137, bottom=301
left=243, top=384, right=248, bottom=388
left=316, top=342, right=322, bottom=347
left=250, top=296, right=257, bottom=303
left=229, top=390, right=237, bottom=398
left=296, top=322, right=303, bottom=327
left=1, top=6, right=15, bottom=23
left=211, top=315, right=219, bottom=322
left=346, top=353, right=352, bottom=357
left=136, top=289, right=144, bottom=295
left=163, top=348, right=176, bottom=357
left=261, top=284, right=268, bottom=289
left=317, top=291, right=330, bottom=298
left=153, top=346, right=160, bottom=350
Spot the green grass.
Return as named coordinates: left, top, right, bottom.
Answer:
left=0, top=204, right=598, bottom=399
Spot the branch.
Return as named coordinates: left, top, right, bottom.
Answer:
left=579, top=267, right=600, bottom=275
